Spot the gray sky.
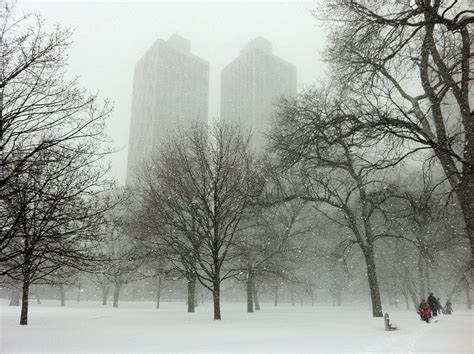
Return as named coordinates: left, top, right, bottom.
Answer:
left=21, top=0, right=327, bottom=184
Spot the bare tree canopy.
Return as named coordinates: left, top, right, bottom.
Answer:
left=135, top=122, right=265, bottom=320
left=0, top=4, right=115, bottom=325
left=316, top=0, right=473, bottom=273
left=0, top=5, right=112, bottom=196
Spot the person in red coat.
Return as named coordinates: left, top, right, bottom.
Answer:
left=418, top=299, right=432, bottom=323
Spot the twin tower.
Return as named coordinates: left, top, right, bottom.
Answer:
left=126, top=34, right=296, bottom=183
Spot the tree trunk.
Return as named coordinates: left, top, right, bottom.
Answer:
left=194, top=282, right=199, bottom=308
left=212, top=276, right=221, bottom=320
left=420, top=19, right=474, bottom=276
left=436, top=145, right=474, bottom=277
left=20, top=278, right=30, bottom=325
left=392, top=284, right=399, bottom=308
left=465, top=279, right=472, bottom=309
left=246, top=271, right=254, bottom=313
left=418, top=256, right=425, bottom=301
left=291, top=289, right=295, bottom=306
left=403, top=266, right=420, bottom=308
left=457, top=113, right=474, bottom=274
left=461, top=194, right=474, bottom=276
left=59, top=285, right=66, bottom=307
left=402, top=288, right=410, bottom=310
left=254, top=283, right=261, bottom=311
left=274, top=286, right=278, bottom=307
left=113, top=283, right=121, bottom=308
left=363, top=247, right=383, bottom=317
left=9, top=289, right=20, bottom=306
left=388, top=288, right=394, bottom=306
left=154, top=276, right=162, bottom=309
left=425, top=260, right=431, bottom=294
left=187, top=274, right=196, bottom=313
left=76, top=288, right=81, bottom=302
left=102, top=284, right=109, bottom=306
left=156, top=288, right=160, bottom=309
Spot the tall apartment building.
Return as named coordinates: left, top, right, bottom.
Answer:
left=220, top=37, right=297, bottom=150
left=126, top=34, right=209, bottom=183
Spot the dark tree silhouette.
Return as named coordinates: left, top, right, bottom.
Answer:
left=136, top=122, right=265, bottom=320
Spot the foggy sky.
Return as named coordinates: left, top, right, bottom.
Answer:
left=20, top=0, right=327, bottom=184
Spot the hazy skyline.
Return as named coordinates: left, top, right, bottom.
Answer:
left=20, top=1, right=327, bottom=184
left=3, top=1, right=471, bottom=348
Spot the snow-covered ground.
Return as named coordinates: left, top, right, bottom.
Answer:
left=1, top=300, right=472, bottom=353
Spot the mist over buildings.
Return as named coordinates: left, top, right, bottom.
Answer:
left=20, top=0, right=326, bottom=184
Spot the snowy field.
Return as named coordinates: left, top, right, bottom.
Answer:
left=1, top=300, right=472, bottom=353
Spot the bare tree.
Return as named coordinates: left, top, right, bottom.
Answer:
left=87, top=270, right=112, bottom=306
left=136, top=122, right=265, bottom=320
left=127, top=195, right=200, bottom=313
left=123, top=209, right=178, bottom=310
left=100, top=198, right=144, bottom=308
left=269, top=89, right=412, bottom=317
left=377, top=175, right=469, bottom=307
left=2, top=146, right=111, bottom=325
left=0, top=3, right=113, bottom=264
left=235, top=200, right=315, bottom=313
left=319, top=0, right=474, bottom=272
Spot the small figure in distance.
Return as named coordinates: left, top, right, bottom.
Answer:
left=444, top=299, right=453, bottom=315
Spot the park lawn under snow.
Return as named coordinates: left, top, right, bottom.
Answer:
left=1, top=300, right=472, bottom=353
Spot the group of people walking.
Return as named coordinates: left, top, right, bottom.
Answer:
left=418, top=293, right=453, bottom=323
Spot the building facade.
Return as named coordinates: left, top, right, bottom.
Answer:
left=126, top=34, right=209, bottom=183
left=220, top=37, right=297, bottom=150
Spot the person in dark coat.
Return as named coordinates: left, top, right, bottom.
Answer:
left=427, top=293, right=438, bottom=317
left=436, top=297, right=442, bottom=314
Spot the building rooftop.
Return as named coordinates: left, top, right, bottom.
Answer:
left=167, top=34, right=191, bottom=54
left=241, top=37, right=272, bottom=55
left=222, top=36, right=295, bottom=74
